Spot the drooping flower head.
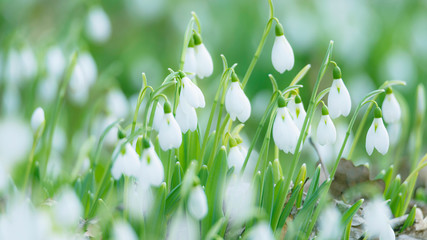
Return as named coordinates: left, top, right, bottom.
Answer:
left=176, top=94, right=198, bottom=133
left=227, top=137, right=245, bottom=173
left=366, top=107, right=389, bottom=155
left=364, top=197, right=395, bottom=240
left=138, top=138, right=164, bottom=187
left=111, top=142, right=140, bottom=180
left=382, top=87, right=401, bottom=124
left=158, top=101, right=182, bottom=150
left=316, top=104, right=337, bottom=146
left=85, top=6, right=112, bottom=43
left=193, top=32, right=213, bottom=79
left=328, top=64, right=351, bottom=119
left=187, top=185, right=208, bottom=220
left=225, top=72, right=251, bottom=123
left=287, top=94, right=307, bottom=131
left=31, top=107, right=45, bottom=134
left=183, top=37, right=197, bottom=78
left=272, top=96, right=300, bottom=154
left=271, top=22, right=294, bottom=73
left=180, top=73, right=205, bottom=109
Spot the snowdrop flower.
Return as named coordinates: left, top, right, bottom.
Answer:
left=382, top=88, right=401, bottom=124
left=158, top=102, right=182, bottom=150
left=31, top=107, right=45, bottom=134
left=187, top=185, right=208, bottom=220
left=364, top=198, right=395, bottom=240
left=176, top=94, right=197, bottom=133
left=139, top=139, right=164, bottom=187
left=224, top=176, right=254, bottom=224
left=45, top=46, right=66, bottom=79
left=183, top=38, right=197, bottom=78
left=112, top=221, right=138, bottom=240
left=86, top=6, right=112, bottom=43
left=193, top=32, right=213, bottom=79
left=181, top=75, right=205, bottom=108
left=106, top=89, right=129, bottom=119
left=111, top=143, right=140, bottom=179
left=69, top=52, right=98, bottom=104
left=248, top=222, right=275, bottom=240
left=317, top=105, right=337, bottom=146
left=366, top=107, right=389, bottom=155
left=272, top=96, right=300, bottom=154
left=227, top=138, right=245, bottom=173
left=225, top=72, right=251, bottom=122
left=20, top=46, right=38, bottom=81
left=167, top=212, right=198, bottom=240
left=328, top=64, right=351, bottom=119
left=127, top=181, right=154, bottom=219
left=287, top=94, right=307, bottom=131
left=271, top=23, right=294, bottom=73
left=54, top=188, right=83, bottom=228
left=0, top=118, right=32, bottom=166
left=318, top=205, right=342, bottom=240
left=152, top=102, right=164, bottom=132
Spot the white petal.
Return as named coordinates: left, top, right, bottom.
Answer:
left=328, top=79, right=351, bottom=119
left=176, top=97, right=198, bottom=133
left=182, top=77, right=205, bottom=108
left=140, top=146, right=164, bottom=187
left=273, top=107, right=300, bottom=154
left=31, top=107, right=45, bottom=133
left=382, top=93, right=401, bottom=124
left=188, top=186, right=208, bottom=220
left=122, top=143, right=141, bottom=177
left=183, top=47, right=197, bottom=78
left=317, top=115, right=336, bottom=146
left=159, top=113, right=182, bottom=150
left=228, top=146, right=244, bottom=172
left=86, top=6, right=112, bottom=43
left=271, top=35, right=294, bottom=74
left=195, top=43, right=213, bottom=78
left=366, top=120, right=376, bottom=155
left=152, top=102, right=164, bottom=132
left=225, top=82, right=251, bottom=122
left=373, top=118, right=389, bottom=155
left=379, top=225, right=395, bottom=240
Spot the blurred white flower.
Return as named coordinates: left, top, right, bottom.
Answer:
left=167, top=212, right=198, bottom=240
left=111, top=143, right=140, bottom=179
left=228, top=145, right=244, bottom=173
left=158, top=103, right=182, bottom=150
left=86, top=6, right=112, bottom=43
left=183, top=45, right=197, bottom=78
left=366, top=108, right=389, bottom=155
left=31, top=107, right=45, bottom=134
left=54, top=188, right=83, bottom=228
left=45, top=46, right=66, bottom=79
left=193, top=33, right=213, bottom=79
left=271, top=24, right=294, bottom=73
left=316, top=105, right=336, bottom=146
left=37, top=76, right=59, bottom=103
left=273, top=99, right=300, bottom=154
left=417, top=84, right=425, bottom=115
left=139, top=140, right=164, bottom=187
left=224, top=176, right=254, bottom=224
left=152, top=102, right=164, bottom=132
left=318, top=205, right=342, bottom=240
left=20, top=46, right=38, bottom=80
left=106, top=89, right=129, bottom=119
left=287, top=95, right=307, bottom=131
left=387, top=122, right=401, bottom=146
left=69, top=52, right=98, bottom=105
left=247, top=222, right=275, bottom=240
left=176, top=95, right=198, bottom=133
left=328, top=66, right=351, bottom=119
left=225, top=75, right=251, bottom=122
left=188, top=185, right=208, bottom=220
left=5, top=46, right=37, bottom=84
left=364, top=198, right=394, bottom=240
left=181, top=76, right=205, bottom=108
left=112, top=220, right=138, bottom=240
left=382, top=89, right=401, bottom=124
left=0, top=118, right=32, bottom=168
left=2, top=85, right=21, bottom=116
left=127, top=181, right=154, bottom=219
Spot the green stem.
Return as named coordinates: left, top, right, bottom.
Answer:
left=131, top=73, right=152, bottom=136
left=23, top=133, right=41, bottom=192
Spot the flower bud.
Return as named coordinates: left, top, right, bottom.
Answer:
left=31, top=107, right=45, bottom=134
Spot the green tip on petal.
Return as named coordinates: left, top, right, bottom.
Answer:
left=142, top=138, right=150, bottom=149
left=229, top=137, right=237, bottom=148
left=322, top=105, right=329, bottom=115
left=193, top=31, right=202, bottom=45
left=333, top=65, right=342, bottom=79
left=374, top=106, right=382, bottom=118
left=235, top=136, right=243, bottom=145
left=188, top=37, right=195, bottom=48
left=275, top=23, right=284, bottom=36
left=118, top=128, right=126, bottom=139
left=278, top=96, right=286, bottom=108
left=178, top=71, right=186, bottom=79
left=231, top=72, right=239, bottom=82
left=294, top=95, right=302, bottom=104
left=164, top=101, right=172, bottom=114
left=386, top=87, right=393, bottom=94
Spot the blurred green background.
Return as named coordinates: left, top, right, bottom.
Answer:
left=1, top=0, right=426, bottom=178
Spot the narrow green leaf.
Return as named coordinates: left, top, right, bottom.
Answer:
left=261, top=162, right=274, bottom=219
left=400, top=206, right=416, bottom=233
left=272, top=159, right=283, bottom=184
left=276, top=182, right=303, bottom=230
left=165, top=183, right=181, bottom=216
left=205, top=217, right=226, bottom=240
left=306, top=164, right=321, bottom=201
left=171, top=162, right=184, bottom=190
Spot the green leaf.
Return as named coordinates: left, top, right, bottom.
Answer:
left=383, top=165, right=394, bottom=194
left=149, top=183, right=167, bottom=236
left=261, top=162, right=274, bottom=219
left=171, top=162, right=184, bottom=190
left=306, top=164, right=321, bottom=201
left=341, top=199, right=364, bottom=240
left=400, top=206, right=416, bottom=233
left=203, top=132, right=217, bottom=165
left=385, top=175, right=401, bottom=200
left=205, top=217, right=226, bottom=240
left=166, top=183, right=181, bottom=216
left=272, top=159, right=283, bottom=184
left=276, top=182, right=302, bottom=230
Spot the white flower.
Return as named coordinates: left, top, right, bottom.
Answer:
left=86, top=6, right=112, bottom=43
left=181, top=76, right=205, bottom=108
left=248, top=222, right=275, bottom=240
left=225, top=75, right=251, bottom=122
left=193, top=33, right=213, bottom=79
left=188, top=185, right=208, bottom=220
left=366, top=109, right=389, bottom=155
left=112, top=221, right=138, bottom=240
left=183, top=46, right=197, bottom=78
left=364, top=198, right=394, bottom=240
left=176, top=95, right=198, bottom=133
left=271, top=24, right=294, bottom=73
left=272, top=100, right=300, bottom=154
left=31, top=107, right=45, bottom=134
left=54, top=188, right=83, bottom=228
left=152, top=102, right=164, bottom=132
left=69, top=52, right=98, bottom=104
left=287, top=95, right=307, bottom=131
left=45, top=46, right=66, bottom=79
left=328, top=77, right=351, bottom=119
left=111, top=143, right=140, bottom=179
left=168, top=212, right=198, bottom=240
left=316, top=106, right=336, bottom=146
left=139, top=141, right=164, bottom=187
left=382, top=89, right=401, bottom=124
left=224, top=176, right=254, bottom=225
left=158, top=103, right=182, bottom=150
left=318, top=205, right=342, bottom=240
left=106, top=89, right=129, bottom=119
left=228, top=145, right=244, bottom=173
